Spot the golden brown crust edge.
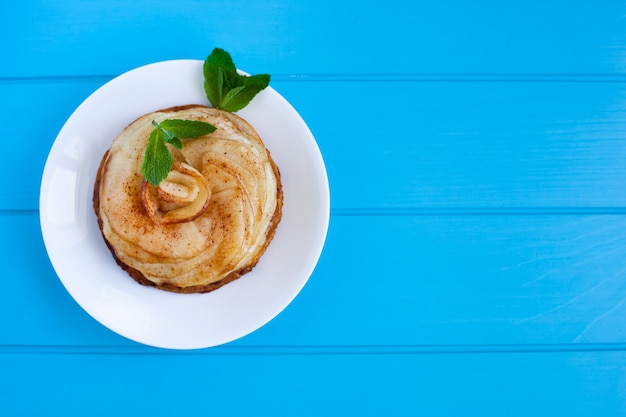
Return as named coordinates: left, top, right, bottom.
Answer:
left=93, top=105, right=284, bottom=294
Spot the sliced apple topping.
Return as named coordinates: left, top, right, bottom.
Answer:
left=141, top=162, right=211, bottom=225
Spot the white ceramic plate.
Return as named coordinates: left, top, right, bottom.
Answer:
left=39, top=60, right=329, bottom=349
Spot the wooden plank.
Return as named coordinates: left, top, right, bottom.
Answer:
left=2, top=1, right=625, bottom=77
left=282, top=80, right=626, bottom=210
left=2, top=349, right=626, bottom=416
left=5, top=213, right=626, bottom=347
left=4, top=79, right=626, bottom=211
left=6, top=2, right=626, bottom=415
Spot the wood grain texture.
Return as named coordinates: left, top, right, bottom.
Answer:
left=2, top=1, right=626, bottom=415
left=4, top=214, right=626, bottom=347
left=3, top=350, right=626, bottom=417
left=3, top=80, right=626, bottom=211
left=2, top=1, right=625, bottom=77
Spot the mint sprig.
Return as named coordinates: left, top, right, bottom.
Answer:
left=141, top=119, right=216, bottom=186
left=203, top=48, right=270, bottom=112
left=141, top=48, right=268, bottom=186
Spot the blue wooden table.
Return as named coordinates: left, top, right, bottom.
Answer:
left=3, top=1, right=626, bottom=415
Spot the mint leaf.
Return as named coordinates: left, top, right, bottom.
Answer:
left=244, top=73, right=271, bottom=88
left=219, top=85, right=247, bottom=111
left=157, top=123, right=179, bottom=146
left=203, top=48, right=270, bottom=111
left=141, top=119, right=216, bottom=186
left=142, top=128, right=173, bottom=186
left=220, top=74, right=271, bottom=112
left=166, top=136, right=184, bottom=150
left=204, top=51, right=232, bottom=107
left=158, top=119, right=217, bottom=138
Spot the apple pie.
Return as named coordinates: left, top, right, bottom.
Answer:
left=93, top=104, right=283, bottom=293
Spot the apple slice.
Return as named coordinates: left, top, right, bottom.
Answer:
left=141, top=162, right=211, bottom=225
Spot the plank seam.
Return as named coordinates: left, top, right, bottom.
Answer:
left=331, top=207, right=626, bottom=216
left=2, top=343, right=626, bottom=355
left=3, top=73, right=626, bottom=84
left=5, top=208, right=626, bottom=217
